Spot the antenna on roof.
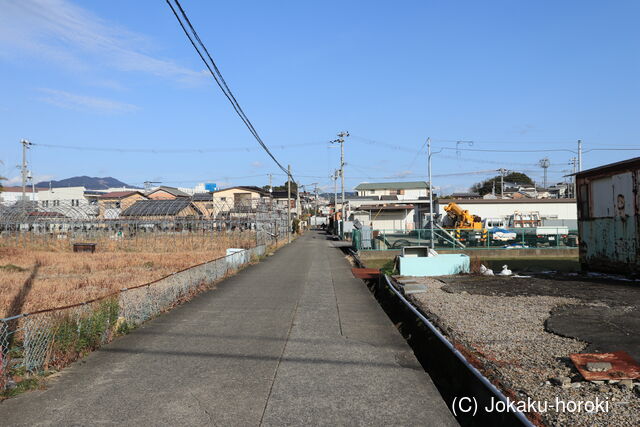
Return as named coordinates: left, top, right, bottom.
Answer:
left=144, top=181, right=161, bottom=191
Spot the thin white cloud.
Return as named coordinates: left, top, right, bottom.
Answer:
left=250, top=161, right=264, bottom=169
left=38, top=88, right=139, bottom=113
left=0, top=0, right=204, bottom=83
left=5, top=174, right=55, bottom=186
left=388, top=170, right=414, bottom=179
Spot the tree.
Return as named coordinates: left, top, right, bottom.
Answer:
left=263, top=181, right=298, bottom=193
left=471, top=172, right=533, bottom=196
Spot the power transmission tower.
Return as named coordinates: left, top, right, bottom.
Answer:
left=331, top=131, right=349, bottom=237
left=539, top=158, right=550, bottom=189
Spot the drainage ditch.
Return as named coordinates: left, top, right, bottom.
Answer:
left=346, top=248, right=533, bottom=426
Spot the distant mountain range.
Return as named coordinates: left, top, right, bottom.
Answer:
left=36, top=176, right=137, bottom=190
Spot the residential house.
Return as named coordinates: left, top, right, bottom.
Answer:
left=354, top=181, right=429, bottom=200
left=271, top=190, right=300, bottom=216
left=212, top=186, right=271, bottom=211
left=98, top=191, right=147, bottom=219
left=37, top=186, right=86, bottom=207
left=36, top=186, right=103, bottom=218
left=191, top=192, right=216, bottom=218
left=352, top=204, right=416, bottom=231
left=146, top=186, right=191, bottom=200
left=196, top=187, right=274, bottom=228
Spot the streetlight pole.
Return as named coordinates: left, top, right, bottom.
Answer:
left=427, top=137, right=434, bottom=249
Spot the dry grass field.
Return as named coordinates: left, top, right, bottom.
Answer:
left=0, top=232, right=256, bottom=318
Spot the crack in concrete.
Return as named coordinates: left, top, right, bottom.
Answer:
left=189, top=391, right=213, bottom=425
left=327, top=251, right=344, bottom=337
left=258, top=260, right=310, bottom=426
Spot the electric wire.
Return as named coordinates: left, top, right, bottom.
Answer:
left=165, top=0, right=291, bottom=178
left=30, top=141, right=323, bottom=153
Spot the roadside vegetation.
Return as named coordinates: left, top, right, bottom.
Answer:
left=0, top=232, right=256, bottom=317
left=1, top=234, right=289, bottom=399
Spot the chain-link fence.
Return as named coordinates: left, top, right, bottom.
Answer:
left=0, top=244, right=266, bottom=390
left=352, top=227, right=579, bottom=251
left=0, top=195, right=290, bottom=248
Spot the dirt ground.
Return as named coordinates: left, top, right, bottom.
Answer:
left=395, top=271, right=640, bottom=426
left=440, top=273, right=640, bottom=361
left=0, top=233, right=256, bottom=317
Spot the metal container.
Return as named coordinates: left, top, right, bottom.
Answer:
left=575, top=157, right=640, bottom=274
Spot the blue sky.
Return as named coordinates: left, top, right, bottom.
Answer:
left=1, top=0, right=638, bottom=194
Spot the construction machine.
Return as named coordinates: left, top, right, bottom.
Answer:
left=442, top=202, right=486, bottom=246
left=443, top=202, right=483, bottom=229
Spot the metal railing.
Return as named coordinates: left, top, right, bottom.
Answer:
left=0, top=244, right=266, bottom=389
left=354, top=228, right=579, bottom=251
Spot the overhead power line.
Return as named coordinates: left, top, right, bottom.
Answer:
left=30, top=141, right=323, bottom=154
left=165, top=0, right=291, bottom=178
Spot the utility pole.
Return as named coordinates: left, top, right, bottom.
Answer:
left=497, top=168, right=508, bottom=199
left=314, top=183, right=319, bottom=216
left=570, top=157, right=578, bottom=198
left=21, top=139, right=32, bottom=207
left=287, top=165, right=291, bottom=243
left=296, top=182, right=301, bottom=219
left=577, top=140, right=583, bottom=172
left=332, top=170, right=338, bottom=229
left=268, top=173, right=272, bottom=194
left=331, top=131, right=349, bottom=238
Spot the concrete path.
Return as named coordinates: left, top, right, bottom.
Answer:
left=0, top=231, right=456, bottom=426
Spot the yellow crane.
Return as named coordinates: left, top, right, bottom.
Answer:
left=443, top=202, right=487, bottom=246
left=443, top=202, right=483, bottom=229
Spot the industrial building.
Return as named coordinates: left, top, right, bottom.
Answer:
left=436, top=198, right=578, bottom=228
left=575, top=157, right=640, bottom=275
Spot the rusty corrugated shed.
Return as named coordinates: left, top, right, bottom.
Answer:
left=576, top=157, right=640, bottom=274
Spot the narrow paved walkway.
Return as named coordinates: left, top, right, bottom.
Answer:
left=0, top=231, right=456, bottom=426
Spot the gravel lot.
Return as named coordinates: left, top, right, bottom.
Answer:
left=397, top=275, right=640, bottom=427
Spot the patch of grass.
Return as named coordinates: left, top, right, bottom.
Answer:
left=364, top=258, right=397, bottom=275
left=364, top=258, right=391, bottom=269
left=115, top=317, right=132, bottom=335
left=0, top=376, right=41, bottom=400
left=0, top=263, right=26, bottom=272
left=52, top=298, right=119, bottom=356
